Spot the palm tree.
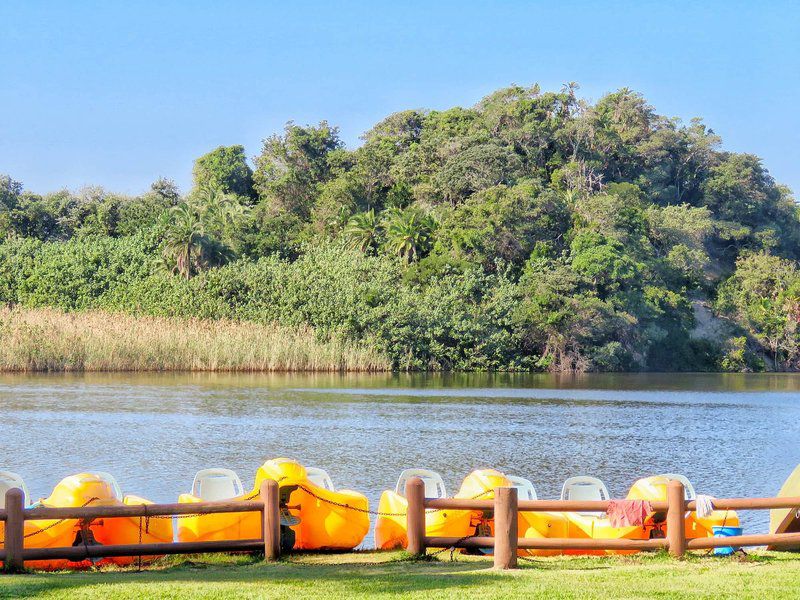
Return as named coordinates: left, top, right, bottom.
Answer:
left=160, top=192, right=238, bottom=279
left=343, top=209, right=381, bottom=253
left=382, top=207, right=436, bottom=263
left=194, top=186, right=249, bottom=236
left=160, top=202, right=205, bottom=279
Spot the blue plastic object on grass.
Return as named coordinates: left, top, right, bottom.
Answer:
left=712, top=525, right=743, bottom=556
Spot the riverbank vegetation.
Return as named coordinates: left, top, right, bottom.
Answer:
left=0, top=308, right=388, bottom=372
left=1, top=551, right=799, bottom=599
left=1, top=84, right=798, bottom=372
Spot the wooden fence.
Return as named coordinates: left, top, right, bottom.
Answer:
left=0, top=480, right=282, bottom=573
left=3, top=477, right=800, bottom=572
left=405, top=478, right=800, bottom=569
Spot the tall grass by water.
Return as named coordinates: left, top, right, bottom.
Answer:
left=0, top=307, right=390, bottom=372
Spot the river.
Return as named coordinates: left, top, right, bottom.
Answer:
left=2, top=372, right=799, bottom=540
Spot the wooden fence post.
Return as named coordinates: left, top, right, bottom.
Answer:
left=4, top=488, right=25, bottom=573
left=406, top=477, right=426, bottom=556
left=666, top=480, right=686, bottom=558
left=494, top=486, right=518, bottom=569
left=260, top=480, right=280, bottom=561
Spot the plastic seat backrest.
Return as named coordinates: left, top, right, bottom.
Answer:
left=306, top=467, right=335, bottom=491
left=561, top=476, right=609, bottom=516
left=506, top=475, right=538, bottom=501
left=659, top=473, right=696, bottom=500
left=395, top=468, right=447, bottom=498
left=0, top=471, right=29, bottom=508
left=91, top=471, right=123, bottom=500
left=191, top=468, right=244, bottom=501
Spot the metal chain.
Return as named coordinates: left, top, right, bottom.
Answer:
left=16, top=497, right=102, bottom=541
left=144, top=476, right=290, bottom=521
left=294, top=483, right=496, bottom=518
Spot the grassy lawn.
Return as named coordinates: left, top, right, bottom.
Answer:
left=2, top=551, right=800, bottom=599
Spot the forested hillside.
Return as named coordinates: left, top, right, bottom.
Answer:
left=1, top=85, right=798, bottom=371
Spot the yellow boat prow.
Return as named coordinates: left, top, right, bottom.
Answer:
left=769, top=464, right=800, bottom=550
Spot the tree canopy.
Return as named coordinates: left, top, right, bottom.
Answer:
left=1, top=84, right=798, bottom=371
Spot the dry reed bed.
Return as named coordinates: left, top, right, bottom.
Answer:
left=0, top=307, right=390, bottom=372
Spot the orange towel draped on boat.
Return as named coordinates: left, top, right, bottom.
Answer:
left=606, top=499, right=652, bottom=527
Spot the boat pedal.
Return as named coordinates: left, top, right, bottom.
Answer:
left=280, top=507, right=301, bottom=527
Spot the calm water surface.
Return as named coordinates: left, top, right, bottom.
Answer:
left=2, top=372, right=799, bottom=539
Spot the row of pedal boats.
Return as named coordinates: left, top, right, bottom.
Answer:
left=0, top=458, right=737, bottom=569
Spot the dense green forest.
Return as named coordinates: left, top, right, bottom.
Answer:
left=1, top=85, right=798, bottom=372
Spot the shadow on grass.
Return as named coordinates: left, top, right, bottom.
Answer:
left=0, top=553, right=504, bottom=598
left=1, top=550, right=793, bottom=598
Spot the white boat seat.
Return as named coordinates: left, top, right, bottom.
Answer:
left=86, top=471, right=123, bottom=500
left=561, top=476, right=610, bottom=516
left=395, top=468, right=447, bottom=499
left=507, top=475, right=538, bottom=500
left=0, top=471, right=29, bottom=508
left=191, top=468, right=244, bottom=501
left=306, top=467, right=335, bottom=491
left=658, top=473, right=697, bottom=500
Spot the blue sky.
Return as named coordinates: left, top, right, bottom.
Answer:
left=1, top=0, right=798, bottom=196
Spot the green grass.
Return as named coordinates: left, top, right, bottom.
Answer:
left=3, top=551, right=800, bottom=599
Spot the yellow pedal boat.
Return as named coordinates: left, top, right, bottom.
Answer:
left=177, top=458, right=370, bottom=551
left=0, top=471, right=172, bottom=570
left=374, top=468, right=568, bottom=555
left=627, top=474, right=739, bottom=540
left=536, top=473, right=739, bottom=555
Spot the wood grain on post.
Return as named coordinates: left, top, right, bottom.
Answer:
left=405, top=477, right=426, bottom=556
left=493, top=487, right=518, bottom=569
left=666, top=480, right=686, bottom=558
left=4, top=488, right=25, bottom=573
left=261, top=480, right=281, bottom=561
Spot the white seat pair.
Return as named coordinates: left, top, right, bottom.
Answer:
left=190, top=466, right=335, bottom=501
left=394, top=469, right=538, bottom=501
left=561, top=473, right=697, bottom=516
left=560, top=473, right=696, bottom=502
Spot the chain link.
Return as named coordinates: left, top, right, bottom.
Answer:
left=294, top=483, right=496, bottom=518
left=11, top=497, right=102, bottom=543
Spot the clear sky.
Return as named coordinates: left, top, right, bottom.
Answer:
left=1, top=0, right=798, bottom=196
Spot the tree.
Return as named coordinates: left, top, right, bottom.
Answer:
left=149, top=177, right=181, bottom=204
left=382, top=207, right=436, bottom=263
left=192, top=145, right=255, bottom=200
left=0, top=175, right=23, bottom=238
left=435, top=143, right=523, bottom=205
left=253, top=122, right=341, bottom=218
left=432, top=181, right=568, bottom=270
left=343, top=209, right=381, bottom=253
left=0, top=175, right=22, bottom=210
left=159, top=189, right=243, bottom=278
left=716, top=253, right=800, bottom=370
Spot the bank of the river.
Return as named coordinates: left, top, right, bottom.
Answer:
left=2, top=551, right=799, bottom=599
left=0, top=308, right=389, bottom=372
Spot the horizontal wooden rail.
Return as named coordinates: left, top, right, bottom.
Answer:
left=685, top=496, right=800, bottom=511
left=19, top=539, right=265, bottom=562
left=425, top=535, right=494, bottom=549
left=24, top=501, right=265, bottom=520
left=424, top=536, right=666, bottom=551
left=519, top=537, right=666, bottom=551
left=687, top=532, right=800, bottom=550
left=424, top=498, right=670, bottom=512
left=1, top=481, right=282, bottom=573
